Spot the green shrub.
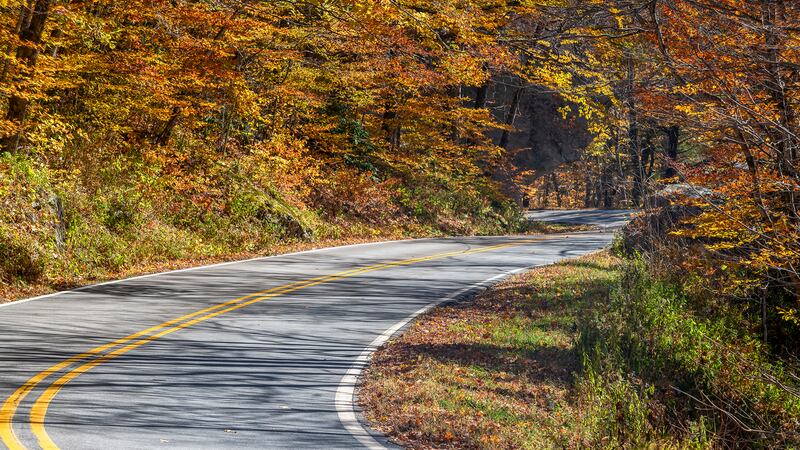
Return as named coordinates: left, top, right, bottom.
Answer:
left=98, top=195, right=142, bottom=232
left=578, top=364, right=662, bottom=448
left=577, top=256, right=800, bottom=447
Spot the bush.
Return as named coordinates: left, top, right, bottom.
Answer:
left=578, top=256, right=800, bottom=448
left=0, top=227, right=44, bottom=283
left=98, top=195, right=142, bottom=232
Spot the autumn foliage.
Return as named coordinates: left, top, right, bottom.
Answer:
left=2, top=0, right=799, bottom=445
left=516, top=0, right=800, bottom=354
left=0, top=0, right=541, bottom=293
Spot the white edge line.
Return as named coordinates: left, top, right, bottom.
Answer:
left=334, top=264, right=536, bottom=450
left=0, top=237, right=425, bottom=308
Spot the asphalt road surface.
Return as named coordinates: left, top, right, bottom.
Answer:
left=0, top=229, right=619, bottom=449
left=526, top=209, right=633, bottom=228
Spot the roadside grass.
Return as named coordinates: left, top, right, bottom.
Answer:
left=0, top=149, right=591, bottom=303
left=360, top=252, right=620, bottom=449
left=1, top=151, right=527, bottom=302
left=524, top=221, right=596, bottom=234
left=360, top=251, right=800, bottom=449
left=0, top=224, right=584, bottom=303
left=0, top=236, right=394, bottom=302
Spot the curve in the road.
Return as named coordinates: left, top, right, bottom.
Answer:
left=0, top=233, right=615, bottom=449
left=2, top=241, right=524, bottom=450
left=526, top=209, right=634, bottom=228
left=335, top=265, right=535, bottom=450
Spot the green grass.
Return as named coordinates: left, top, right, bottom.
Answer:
left=490, top=316, right=571, bottom=351
left=360, top=252, right=622, bottom=449
left=360, top=251, right=800, bottom=449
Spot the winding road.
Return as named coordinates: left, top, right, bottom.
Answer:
left=0, top=211, right=624, bottom=449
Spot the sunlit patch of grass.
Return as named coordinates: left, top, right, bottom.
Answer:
left=525, top=221, right=597, bottom=234
left=360, top=251, right=622, bottom=449
left=489, top=316, right=570, bottom=351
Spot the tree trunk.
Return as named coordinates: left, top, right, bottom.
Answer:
left=584, top=173, right=592, bottom=208
left=382, top=106, right=400, bottom=148
left=626, top=54, right=644, bottom=207
left=664, top=125, right=679, bottom=179
left=762, top=0, right=796, bottom=177
left=0, top=2, right=29, bottom=82
left=541, top=177, right=550, bottom=208
left=760, top=0, right=798, bottom=222
left=155, top=106, right=182, bottom=146
left=3, top=0, right=52, bottom=153
left=739, top=130, right=773, bottom=224
left=551, top=173, right=562, bottom=208
left=645, top=140, right=656, bottom=178
left=474, top=84, right=488, bottom=109
left=601, top=165, right=614, bottom=209
left=499, top=86, right=523, bottom=150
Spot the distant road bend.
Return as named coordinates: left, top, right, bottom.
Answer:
left=526, top=209, right=633, bottom=229
left=0, top=211, right=626, bottom=449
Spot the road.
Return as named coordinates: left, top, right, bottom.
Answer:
left=526, top=209, right=633, bottom=229
left=0, top=227, right=619, bottom=449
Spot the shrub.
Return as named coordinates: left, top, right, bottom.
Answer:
left=578, top=256, right=800, bottom=447
left=0, top=226, right=44, bottom=283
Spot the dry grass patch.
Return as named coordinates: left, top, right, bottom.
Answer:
left=524, top=221, right=597, bottom=234
left=360, top=252, right=620, bottom=449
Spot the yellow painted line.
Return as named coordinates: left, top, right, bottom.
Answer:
left=30, top=243, right=520, bottom=449
left=0, top=267, right=377, bottom=450
left=1, top=240, right=537, bottom=449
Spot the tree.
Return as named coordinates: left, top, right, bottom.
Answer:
left=3, top=0, right=52, bottom=152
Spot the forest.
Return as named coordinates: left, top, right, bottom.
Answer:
left=0, top=0, right=799, bottom=447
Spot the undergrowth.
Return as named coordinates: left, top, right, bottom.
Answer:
left=1, top=150, right=526, bottom=300
left=580, top=256, right=800, bottom=448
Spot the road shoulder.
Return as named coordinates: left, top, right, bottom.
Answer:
left=358, top=251, right=620, bottom=448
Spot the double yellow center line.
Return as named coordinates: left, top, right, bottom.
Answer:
left=0, top=240, right=535, bottom=449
